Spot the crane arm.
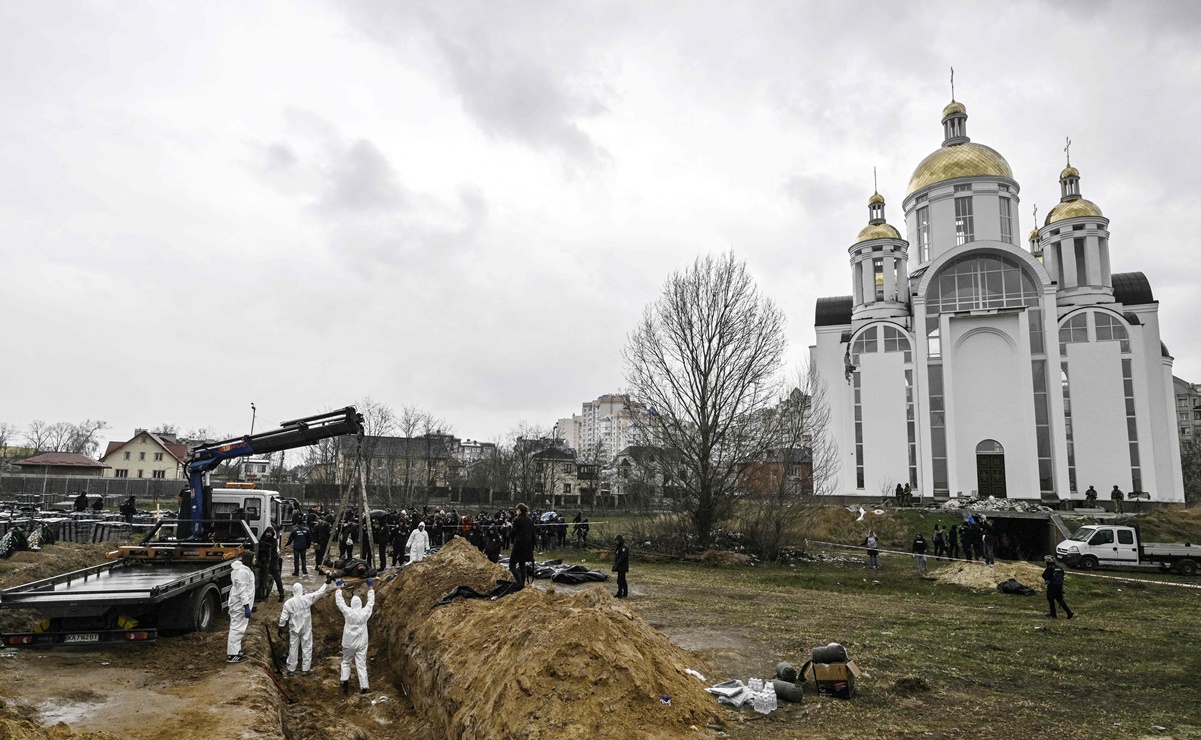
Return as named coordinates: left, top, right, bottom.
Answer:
left=182, top=407, right=363, bottom=537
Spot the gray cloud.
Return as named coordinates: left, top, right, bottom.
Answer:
left=336, top=1, right=615, bottom=164
left=317, top=139, right=405, bottom=214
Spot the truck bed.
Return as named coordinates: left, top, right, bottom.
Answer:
left=1143, top=542, right=1198, bottom=558
left=1, top=559, right=232, bottom=609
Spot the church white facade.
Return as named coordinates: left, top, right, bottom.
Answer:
left=811, top=99, right=1185, bottom=502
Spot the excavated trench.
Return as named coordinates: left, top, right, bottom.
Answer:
left=303, top=538, right=720, bottom=740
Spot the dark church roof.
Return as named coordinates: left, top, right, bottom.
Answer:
left=815, top=296, right=853, bottom=327
left=1112, top=272, right=1154, bottom=306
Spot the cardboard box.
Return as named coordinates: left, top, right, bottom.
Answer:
left=804, top=660, right=861, bottom=699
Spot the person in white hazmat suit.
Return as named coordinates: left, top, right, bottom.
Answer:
left=335, top=580, right=375, bottom=694
left=277, top=579, right=331, bottom=675
left=227, top=554, right=256, bottom=663
left=405, top=521, right=430, bottom=564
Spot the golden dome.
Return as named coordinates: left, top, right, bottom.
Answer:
left=1028, top=227, right=1040, bottom=241
left=868, top=192, right=885, bottom=205
left=1060, top=165, right=1080, bottom=179
left=1045, top=198, right=1104, bottom=225
left=856, top=223, right=901, bottom=243
left=942, top=101, right=966, bottom=118
left=907, top=142, right=1013, bottom=196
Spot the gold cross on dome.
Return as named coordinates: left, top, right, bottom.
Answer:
left=950, top=66, right=955, bottom=101
left=1064, top=137, right=1072, bottom=166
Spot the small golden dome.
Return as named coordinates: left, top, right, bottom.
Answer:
left=1029, top=228, right=1040, bottom=241
left=856, top=223, right=901, bottom=243
left=942, top=101, right=967, bottom=118
left=1045, top=198, right=1104, bottom=225
left=868, top=192, right=885, bottom=205
left=907, top=141, right=1013, bottom=196
left=1060, top=165, right=1080, bottom=179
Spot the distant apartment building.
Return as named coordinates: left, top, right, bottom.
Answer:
left=100, top=430, right=188, bottom=479
left=1174, top=376, right=1201, bottom=442
left=558, top=394, right=639, bottom=463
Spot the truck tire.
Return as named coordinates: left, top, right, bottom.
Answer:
left=1176, top=559, right=1198, bottom=577
left=1079, top=556, right=1098, bottom=571
left=192, top=584, right=221, bottom=632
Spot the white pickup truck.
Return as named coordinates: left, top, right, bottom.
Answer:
left=1055, top=524, right=1198, bottom=576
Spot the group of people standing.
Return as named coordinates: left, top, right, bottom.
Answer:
left=227, top=551, right=378, bottom=694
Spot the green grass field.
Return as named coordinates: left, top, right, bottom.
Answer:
left=544, top=541, right=1201, bottom=739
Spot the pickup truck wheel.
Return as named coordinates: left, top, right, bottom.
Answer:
left=1177, top=559, right=1198, bottom=577
left=192, top=584, right=221, bottom=632
left=1079, top=556, right=1099, bottom=571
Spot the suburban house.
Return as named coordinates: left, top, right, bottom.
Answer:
left=13, top=452, right=109, bottom=477
left=100, top=430, right=189, bottom=480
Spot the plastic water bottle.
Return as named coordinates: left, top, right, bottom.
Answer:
left=766, top=683, right=777, bottom=712
left=748, top=678, right=762, bottom=692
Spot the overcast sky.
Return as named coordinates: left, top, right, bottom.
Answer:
left=3, top=1, right=1200, bottom=449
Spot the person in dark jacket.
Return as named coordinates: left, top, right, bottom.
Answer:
left=390, top=522, right=409, bottom=567
left=286, top=523, right=311, bottom=576
left=119, top=496, right=137, bottom=524
left=484, top=526, right=502, bottom=563
left=313, top=516, right=332, bottom=567
left=613, top=535, right=630, bottom=598
left=1041, top=555, right=1074, bottom=619
left=91, top=496, right=104, bottom=513
left=509, top=503, right=536, bottom=589
left=948, top=524, right=960, bottom=559
left=912, top=533, right=928, bottom=573
left=73, top=491, right=89, bottom=512
left=256, top=527, right=285, bottom=602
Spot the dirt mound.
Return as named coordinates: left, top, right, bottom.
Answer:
left=700, top=550, right=751, bottom=568
left=1133, top=506, right=1201, bottom=543
left=0, top=699, right=122, bottom=740
left=316, top=537, right=718, bottom=739
left=892, top=676, right=931, bottom=694
left=925, top=560, right=1045, bottom=592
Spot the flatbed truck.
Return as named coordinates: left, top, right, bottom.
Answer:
left=1055, top=524, right=1199, bottom=576
left=0, top=407, right=363, bottom=646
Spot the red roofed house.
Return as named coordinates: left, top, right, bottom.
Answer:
left=100, top=430, right=188, bottom=480
left=13, top=452, right=109, bottom=477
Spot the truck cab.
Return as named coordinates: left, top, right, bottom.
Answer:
left=210, top=484, right=297, bottom=538
left=1056, top=525, right=1140, bottom=569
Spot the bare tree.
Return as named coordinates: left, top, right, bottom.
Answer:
left=0, top=422, right=16, bottom=457
left=624, top=251, right=787, bottom=548
left=25, top=420, right=51, bottom=453
left=1180, top=436, right=1201, bottom=504
left=152, top=423, right=180, bottom=437
left=66, top=419, right=108, bottom=457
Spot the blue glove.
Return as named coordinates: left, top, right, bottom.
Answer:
left=366, top=578, right=373, bottom=587
left=243, top=605, right=252, bottom=619
left=336, top=579, right=344, bottom=587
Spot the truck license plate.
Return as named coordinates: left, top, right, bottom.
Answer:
left=64, top=633, right=99, bottom=644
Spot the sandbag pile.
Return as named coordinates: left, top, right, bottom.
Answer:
left=356, top=537, right=718, bottom=739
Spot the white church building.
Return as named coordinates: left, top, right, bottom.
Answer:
left=811, top=98, right=1185, bottom=503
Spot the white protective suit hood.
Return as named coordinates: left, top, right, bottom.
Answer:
left=228, top=559, right=256, bottom=610
left=279, top=581, right=329, bottom=635
left=336, top=588, right=375, bottom=650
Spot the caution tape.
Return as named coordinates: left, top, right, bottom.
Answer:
left=805, top=539, right=1201, bottom=590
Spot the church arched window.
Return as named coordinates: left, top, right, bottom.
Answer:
left=1058, top=312, right=1088, bottom=352
left=926, top=253, right=1039, bottom=314
left=1094, top=312, right=1131, bottom=353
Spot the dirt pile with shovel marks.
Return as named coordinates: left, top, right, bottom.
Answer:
left=314, top=537, right=718, bottom=739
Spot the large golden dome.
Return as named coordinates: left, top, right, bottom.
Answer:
left=1045, top=198, right=1104, bottom=225
left=856, top=223, right=901, bottom=243
left=907, top=142, right=1013, bottom=196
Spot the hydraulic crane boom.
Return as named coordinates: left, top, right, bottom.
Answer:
left=182, top=406, right=364, bottom=537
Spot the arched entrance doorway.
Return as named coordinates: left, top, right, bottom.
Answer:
left=976, top=440, right=1006, bottom=498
